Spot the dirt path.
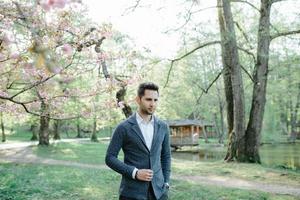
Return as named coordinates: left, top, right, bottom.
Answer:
left=173, top=175, right=300, bottom=197
left=1, top=142, right=300, bottom=197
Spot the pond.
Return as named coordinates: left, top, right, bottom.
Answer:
left=172, top=143, right=300, bottom=170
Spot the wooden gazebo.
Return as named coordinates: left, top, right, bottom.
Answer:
left=166, top=119, right=214, bottom=149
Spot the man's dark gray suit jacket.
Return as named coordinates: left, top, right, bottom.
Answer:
left=105, top=113, right=171, bottom=200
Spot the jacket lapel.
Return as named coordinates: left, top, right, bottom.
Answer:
left=150, top=116, right=160, bottom=152
left=128, top=114, right=149, bottom=152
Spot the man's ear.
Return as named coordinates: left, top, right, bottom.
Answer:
left=135, top=96, right=140, bottom=104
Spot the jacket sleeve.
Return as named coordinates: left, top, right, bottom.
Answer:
left=161, top=124, right=171, bottom=183
left=105, top=124, right=135, bottom=179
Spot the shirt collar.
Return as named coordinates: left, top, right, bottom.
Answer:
left=136, top=112, right=154, bottom=125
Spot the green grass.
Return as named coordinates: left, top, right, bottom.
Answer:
left=29, top=142, right=300, bottom=187
left=0, top=163, right=120, bottom=200
left=170, top=179, right=296, bottom=200
left=4, top=127, right=33, bottom=142
left=3, top=127, right=112, bottom=142
left=32, top=141, right=119, bottom=165
left=172, top=159, right=300, bottom=187
left=1, top=139, right=300, bottom=199
left=0, top=163, right=297, bottom=200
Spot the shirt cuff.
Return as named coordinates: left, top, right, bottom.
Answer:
left=165, top=183, right=170, bottom=189
left=132, top=168, right=138, bottom=179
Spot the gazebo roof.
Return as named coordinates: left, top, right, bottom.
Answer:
left=165, top=119, right=213, bottom=127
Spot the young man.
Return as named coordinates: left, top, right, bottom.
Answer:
left=105, top=82, right=171, bottom=200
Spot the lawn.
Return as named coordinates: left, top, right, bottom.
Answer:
left=0, top=163, right=297, bottom=200
left=1, top=140, right=300, bottom=199
left=31, top=141, right=300, bottom=188
left=32, top=142, right=113, bottom=165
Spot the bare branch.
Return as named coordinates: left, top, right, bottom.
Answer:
left=230, top=0, right=260, bottom=12
left=194, top=69, right=224, bottom=103
left=170, top=41, right=221, bottom=63
left=234, top=21, right=254, bottom=49
left=199, top=70, right=223, bottom=94
left=237, top=46, right=256, bottom=62
left=165, top=5, right=221, bottom=33
left=192, top=6, right=222, bottom=14
left=164, top=1, right=195, bottom=33
left=270, top=29, right=300, bottom=41
left=240, top=64, right=254, bottom=82
left=271, top=0, right=290, bottom=4
left=122, top=0, right=142, bottom=15
left=164, top=40, right=221, bottom=88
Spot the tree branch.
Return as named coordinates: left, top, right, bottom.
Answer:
left=234, top=21, right=255, bottom=50
left=164, top=40, right=221, bottom=88
left=240, top=64, right=254, bottom=82
left=164, top=1, right=195, bottom=33
left=165, top=5, right=221, bottom=33
left=122, top=0, right=142, bottom=15
left=237, top=46, right=256, bottom=62
left=230, top=0, right=260, bottom=12
left=200, top=69, right=223, bottom=94
left=270, top=29, right=300, bottom=41
left=194, top=69, right=224, bottom=103
left=9, top=52, right=77, bottom=99
left=271, top=0, right=289, bottom=4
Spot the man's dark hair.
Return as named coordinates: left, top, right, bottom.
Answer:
left=137, top=82, right=159, bottom=97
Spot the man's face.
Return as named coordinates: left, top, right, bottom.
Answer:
left=136, top=89, right=159, bottom=115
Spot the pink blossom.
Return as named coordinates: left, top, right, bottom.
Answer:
left=61, top=77, right=74, bottom=84
left=62, top=44, right=73, bottom=56
left=48, top=0, right=55, bottom=6
left=53, top=0, right=67, bottom=8
left=127, top=78, right=134, bottom=85
left=118, top=101, right=125, bottom=109
left=48, top=65, right=62, bottom=73
left=40, top=0, right=67, bottom=11
left=41, top=1, right=51, bottom=11
left=2, top=33, right=12, bottom=45
left=0, top=90, right=9, bottom=98
left=10, top=53, right=20, bottom=60
left=70, top=0, right=81, bottom=3
left=0, top=53, right=5, bottom=60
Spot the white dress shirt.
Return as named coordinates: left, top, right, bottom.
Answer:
left=136, top=112, right=154, bottom=150
left=132, top=112, right=154, bottom=179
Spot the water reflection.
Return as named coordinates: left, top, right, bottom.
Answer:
left=172, top=144, right=300, bottom=170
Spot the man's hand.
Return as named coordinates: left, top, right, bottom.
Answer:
left=136, top=169, right=153, bottom=182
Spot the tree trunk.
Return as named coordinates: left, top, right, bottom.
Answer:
left=218, top=0, right=246, bottom=161
left=289, top=83, right=300, bottom=142
left=216, top=81, right=225, bottom=144
left=1, top=112, right=6, bottom=142
left=76, top=117, right=82, bottom=138
left=53, top=119, right=61, bottom=140
left=218, top=0, right=234, bottom=161
left=116, top=86, right=133, bottom=118
left=213, top=112, right=223, bottom=144
left=30, top=124, right=39, bottom=141
left=38, top=101, right=50, bottom=145
left=245, top=0, right=272, bottom=163
left=202, top=126, right=209, bottom=143
left=278, top=97, right=288, bottom=135
left=91, top=115, right=98, bottom=142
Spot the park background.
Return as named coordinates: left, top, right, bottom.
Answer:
left=0, top=0, right=299, bottom=199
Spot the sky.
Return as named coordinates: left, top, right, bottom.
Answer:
left=83, top=0, right=300, bottom=58
left=84, top=0, right=185, bottom=58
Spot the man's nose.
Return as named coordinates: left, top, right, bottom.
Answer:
left=150, top=100, right=155, bottom=106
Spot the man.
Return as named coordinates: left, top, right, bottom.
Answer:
left=105, top=82, right=171, bottom=200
